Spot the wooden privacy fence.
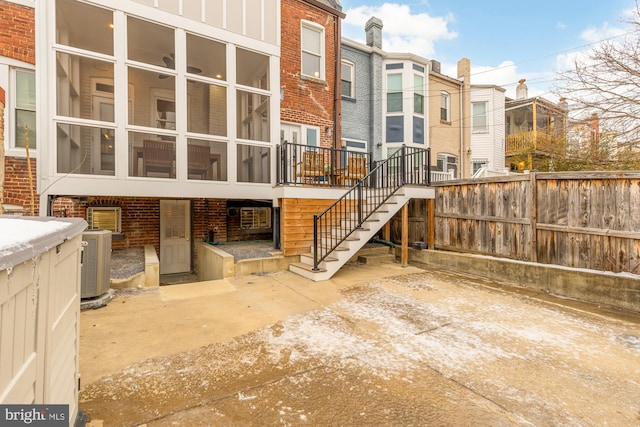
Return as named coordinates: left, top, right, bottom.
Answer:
left=430, top=172, right=640, bottom=275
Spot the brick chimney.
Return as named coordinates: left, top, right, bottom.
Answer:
left=365, top=17, right=383, bottom=49
left=516, top=78, right=528, bottom=100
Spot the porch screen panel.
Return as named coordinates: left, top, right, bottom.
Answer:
left=56, top=0, right=113, bottom=55
left=237, top=144, right=270, bottom=183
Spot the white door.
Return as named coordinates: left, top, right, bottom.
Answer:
left=159, top=200, right=191, bottom=275
left=280, top=123, right=301, bottom=145
left=93, top=96, right=115, bottom=174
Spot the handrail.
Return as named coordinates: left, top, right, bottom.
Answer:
left=276, top=141, right=372, bottom=187
left=312, top=145, right=431, bottom=270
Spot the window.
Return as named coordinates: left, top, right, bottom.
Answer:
left=237, top=144, right=270, bottom=183
left=413, top=74, right=424, bottom=114
left=14, top=69, right=36, bottom=149
left=87, top=207, right=121, bottom=233
left=306, top=127, right=318, bottom=147
left=301, top=22, right=324, bottom=79
left=472, top=159, right=489, bottom=176
left=236, top=48, right=270, bottom=143
left=440, top=92, right=450, bottom=122
left=387, top=74, right=402, bottom=113
left=240, top=207, right=271, bottom=230
left=341, top=61, right=354, bottom=97
left=472, top=102, right=488, bottom=132
left=437, top=153, right=458, bottom=178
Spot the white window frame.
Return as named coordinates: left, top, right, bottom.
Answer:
left=341, top=60, right=354, bottom=98
left=301, top=20, right=325, bottom=80
left=440, top=92, right=450, bottom=122
left=413, top=73, right=424, bottom=115
left=472, top=101, right=488, bottom=132
left=437, top=153, right=458, bottom=178
left=281, top=122, right=319, bottom=147
left=386, top=73, right=403, bottom=113
left=472, top=158, right=489, bottom=175
left=9, top=67, right=37, bottom=156
left=87, top=206, right=122, bottom=233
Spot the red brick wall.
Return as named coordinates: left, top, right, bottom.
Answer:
left=0, top=86, right=4, bottom=212
left=192, top=198, right=228, bottom=243
left=3, top=156, right=38, bottom=215
left=281, top=0, right=339, bottom=148
left=0, top=1, right=36, bottom=65
left=1, top=1, right=36, bottom=214
left=51, top=196, right=231, bottom=257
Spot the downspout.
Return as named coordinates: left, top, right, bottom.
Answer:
left=459, top=78, right=464, bottom=178
left=334, top=12, right=341, bottom=149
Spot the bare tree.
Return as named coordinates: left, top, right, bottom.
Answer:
left=557, top=2, right=640, bottom=161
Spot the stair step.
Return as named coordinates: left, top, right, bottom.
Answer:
left=289, top=262, right=327, bottom=273
left=357, top=253, right=397, bottom=264
left=300, top=253, right=338, bottom=263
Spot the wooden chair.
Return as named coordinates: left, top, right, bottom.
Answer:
left=187, top=144, right=211, bottom=179
left=295, top=151, right=325, bottom=183
left=340, top=156, right=367, bottom=186
left=143, top=140, right=175, bottom=177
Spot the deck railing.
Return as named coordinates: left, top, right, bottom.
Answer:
left=276, top=142, right=371, bottom=186
left=506, top=131, right=563, bottom=155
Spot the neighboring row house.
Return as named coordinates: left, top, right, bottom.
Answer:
left=505, top=79, right=569, bottom=171
left=342, top=17, right=472, bottom=178
left=341, top=16, right=506, bottom=181
left=470, top=84, right=507, bottom=176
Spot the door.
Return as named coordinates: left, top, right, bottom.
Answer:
left=93, top=95, right=115, bottom=175
left=159, top=200, right=191, bottom=274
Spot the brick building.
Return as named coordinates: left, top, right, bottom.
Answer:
left=1, top=0, right=37, bottom=215
left=2, top=0, right=352, bottom=277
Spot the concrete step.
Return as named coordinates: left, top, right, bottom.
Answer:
left=357, top=253, right=397, bottom=264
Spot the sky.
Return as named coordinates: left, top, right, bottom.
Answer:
left=340, top=0, right=637, bottom=101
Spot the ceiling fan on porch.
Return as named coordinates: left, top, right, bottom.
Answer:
left=159, top=53, right=203, bottom=78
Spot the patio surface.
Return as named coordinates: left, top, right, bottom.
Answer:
left=80, top=262, right=640, bottom=426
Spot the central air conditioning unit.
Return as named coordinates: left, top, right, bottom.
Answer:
left=81, top=230, right=112, bottom=298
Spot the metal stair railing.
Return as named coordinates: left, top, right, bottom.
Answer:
left=312, top=146, right=431, bottom=271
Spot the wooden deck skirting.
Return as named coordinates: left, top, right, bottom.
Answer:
left=280, top=198, right=336, bottom=256
left=280, top=197, right=368, bottom=256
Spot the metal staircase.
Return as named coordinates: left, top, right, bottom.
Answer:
left=289, top=146, right=432, bottom=281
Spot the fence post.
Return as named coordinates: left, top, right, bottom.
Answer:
left=529, top=172, right=538, bottom=263
left=427, top=198, right=435, bottom=248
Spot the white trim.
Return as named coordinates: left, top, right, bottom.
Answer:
left=440, top=91, right=451, bottom=122
left=341, top=59, right=355, bottom=98
left=4, top=0, right=34, bottom=7
left=4, top=64, right=37, bottom=158
left=300, top=20, right=325, bottom=80
left=38, top=0, right=280, bottom=204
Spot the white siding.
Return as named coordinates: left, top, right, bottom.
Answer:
left=471, top=86, right=506, bottom=172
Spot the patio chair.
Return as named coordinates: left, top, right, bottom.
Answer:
left=188, top=144, right=211, bottom=179
left=143, top=140, right=175, bottom=177
left=340, top=156, right=367, bottom=186
left=295, top=151, right=325, bottom=184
